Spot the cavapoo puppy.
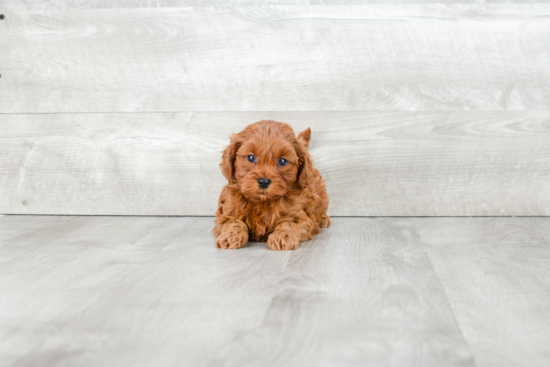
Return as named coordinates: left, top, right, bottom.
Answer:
left=214, top=120, right=330, bottom=251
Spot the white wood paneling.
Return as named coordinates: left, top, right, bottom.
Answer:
left=1, top=3, right=549, bottom=216
left=1, top=5, right=549, bottom=112
left=1, top=111, right=549, bottom=216
left=4, top=0, right=548, bottom=11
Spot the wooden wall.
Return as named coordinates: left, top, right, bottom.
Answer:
left=1, top=1, right=549, bottom=216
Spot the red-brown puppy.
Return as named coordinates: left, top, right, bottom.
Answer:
left=214, top=120, right=330, bottom=251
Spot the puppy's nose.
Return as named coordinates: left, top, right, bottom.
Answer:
left=258, top=178, right=271, bottom=189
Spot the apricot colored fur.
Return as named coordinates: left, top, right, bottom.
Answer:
left=214, top=120, right=330, bottom=251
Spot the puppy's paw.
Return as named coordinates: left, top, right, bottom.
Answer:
left=268, top=230, right=299, bottom=251
left=216, top=229, right=248, bottom=250
left=320, top=214, right=331, bottom=228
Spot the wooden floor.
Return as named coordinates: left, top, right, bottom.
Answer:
left=1, top=216, right=549, bottom=367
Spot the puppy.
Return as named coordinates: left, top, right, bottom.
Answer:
left=214, top=120, right=330, bottom=251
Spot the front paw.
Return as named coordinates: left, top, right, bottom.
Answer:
left=320, top=214, right=331, bottom=228
left=268, top=230, right=299, bottom=251
left=216, top=229, right=248, bottom=250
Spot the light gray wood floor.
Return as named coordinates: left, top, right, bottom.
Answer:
left=1, top=215, right=549, bottom=367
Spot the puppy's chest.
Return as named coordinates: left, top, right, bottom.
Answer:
left=243, top=207, right=281, bottom=242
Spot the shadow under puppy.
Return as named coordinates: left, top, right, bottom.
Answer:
left=214, top=120, right=330, bottom=251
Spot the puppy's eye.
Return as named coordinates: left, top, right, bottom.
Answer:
left=278, top=158, right=288, bottom=167
left=247, top=155, right=256, bottom=163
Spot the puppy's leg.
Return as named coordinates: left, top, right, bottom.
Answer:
left=216, top=219, right=249, bottom=250
left=320, top=214, right=331, bottom=228
left=268, top=221, right=301, bottom=251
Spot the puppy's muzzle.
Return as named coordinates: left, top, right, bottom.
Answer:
left=257, top=178, right=271, bottom=189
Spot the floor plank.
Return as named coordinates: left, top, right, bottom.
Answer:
left=417, top=217, right=550, bottom=367
left=1, top=216, right=550, bottom=366
left=208, top=218, right=474, bottom=367
left=0, top=216, right=92, bottom=263
left=11, top=218, right=293, bottom=367
left=0, top=216, right=194, bottom=367
left=0, top=215, right=71, bottom=246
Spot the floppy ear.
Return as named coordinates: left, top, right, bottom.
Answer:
left=295, top=140, right=314, bottom=188
left=297, top=127, right=311, bottom=149
left=221, top=134, right=241, bottom=182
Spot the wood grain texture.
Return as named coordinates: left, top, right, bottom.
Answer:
left=209, top=217, right=474, bottom=367
left=4, top=0, right=548, bottom=11
left=1, top=111, right=549, bottom=216
left=1, top=4, right=549, bottom=112
left=417, top=217, right=550, bottom=367
left=4, top=216, right=293, bottom=367
left=0, top=215, right=195, bottom=367
left=3, top=216, right=550, bottom=366
left=0, top=216, right=477, bottom=367
left=0, top=215, right=68, bottom=246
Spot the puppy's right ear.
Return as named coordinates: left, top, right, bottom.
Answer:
left=221, top=134, right=241, bottom=182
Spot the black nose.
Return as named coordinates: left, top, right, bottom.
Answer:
left=258, top=178, right=271, bottom=189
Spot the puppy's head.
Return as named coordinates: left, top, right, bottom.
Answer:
left=221, top=120, right=313, bottom=202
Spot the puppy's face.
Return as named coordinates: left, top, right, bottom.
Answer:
left=235, top=134, right=299, bottom=202
left=221, top=121, right=311, bottom=202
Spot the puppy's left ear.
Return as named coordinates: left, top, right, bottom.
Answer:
left=297, top=127, right=311, bottom=149
left=295, top=139, right=314, bottom=188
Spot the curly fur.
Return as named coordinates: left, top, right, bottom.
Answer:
left=214, top=120, right=330, bottom=251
